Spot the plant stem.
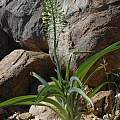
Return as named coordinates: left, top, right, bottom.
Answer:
left=49, top=0, right=62, bottom=81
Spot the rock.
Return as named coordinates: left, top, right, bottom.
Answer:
left=0, top=108, right=9, bottom=120
left=103, top=111, right=120, bottom=120
left=81, top=113, right=102, bottom=120
left=50, top=0, right=120, bottom=87
left=29, top=105, right=59, bottom=120
left=0, top=0, right=4, bottom=7
left=0, top=0, right=48, bottom=52
left=0, top=28, right=10, bottom=60
left=114, top=115, right=120, bottom=120
left=18, top=112, right=33, bottom=120
left=0, top=108, right=4, bottom=114
left=0, top=28, right=20, bottom=60
left=8, top=112, right=33, bottom=120
left=103, top=114, right=112, bottom=120
left=103, top=110, right=120, bottom=120
left=115, top=93, right=120, bottom=110
left=91, top=90, right=113, bottom=117
left=8, top=112, right=20, bottom=120
left=58, top=0, right=90, bottom=16
left=0, top=108, right=4, bottom=120
left=114, top=110, right=120, bottom=120
left=0, top=49, right=55, bottom=99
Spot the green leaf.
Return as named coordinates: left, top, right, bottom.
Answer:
left=32, top=72, right=48, bottom=86
left=70, top=76, right=83, bottom=89
left=76, top=41, right=120, bottom=81
left=36, top=84, right=66, bottom=103
left=83, top=65, right=105, bottom=85
left=43, top=97, right=69, bottom=120
left=14, top=100, right=66, bottom=120
left=69, top=87, right=93, bottom=107
left=0, top=95, right=36, bottom=108
left=51, top=77, right=62, bottom=89
left=89, top=82, right=112, bottom=98
left=74, top=113, right=82, bottom=120
left=65, top=54, right=72, bottom=81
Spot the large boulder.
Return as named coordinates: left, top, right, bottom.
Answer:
left=0, top=49, right=55, bottom=100
left=0, top=0, right=48, bottom=52
left=57, top=0, right=120, bottom=61
left=49, top=0, right=120, bottom=87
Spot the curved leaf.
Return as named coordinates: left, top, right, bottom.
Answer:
left=32, top=72, right=48, bottom=86
left=70, top=76, right=83, bottom=89
left=69, top=87, right=93, bottom=107
left=0, top=95, right=36, bottom=108
left=76, top=41, right=120, bottom=81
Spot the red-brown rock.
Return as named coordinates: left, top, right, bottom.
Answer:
left=91, top=90, right=113, bottom=117
left=52, top=0, right=120, bottom=87
left=0, top=49, right=55, bottom=100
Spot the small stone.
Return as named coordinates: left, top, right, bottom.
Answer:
left=115, top=93, right=120, bottom=110
left=8, top=116, right=14, bottom=120
left=103, top=114, right=112, bottom=120
left=81, top=113, right=102, bottom=120
left=8, top=112, right=19, bottom=120
left=18, top=112, right=33, bottom=120
left=115, top=110, right=120, bottom=116
left=114, top=111, right=120, bottom=120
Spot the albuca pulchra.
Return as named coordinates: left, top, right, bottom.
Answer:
left=42, top=0, right=66, bottom=68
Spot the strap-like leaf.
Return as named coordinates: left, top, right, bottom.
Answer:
left=70, top=76, right=83, bottom=89
left=89, top=82, right=115, bottom=98
left=32, top=72, right=48, bottom=86
left=36, top=84, right=66, bottom=103
left=76, top=41, right=120, bottom=81
left=43, top=97, right=69, bottom=120
left=69, top=87, right=93, bottom=107
left=65, top=54, right=72, bottom=81
left=0, top=95, right=36, bottom=108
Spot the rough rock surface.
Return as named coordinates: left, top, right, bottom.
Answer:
left=29, top=105, right=59, bottom=120
left=0, top=0, right=48, bottom=52
left=0, top=108, right=4, bottom=120
left=0, top=28, right=12, bottom=60
left=52, top=0, right=120, bottom=87
left=29, top=105, right=101, bottom=120
left=0, top=49, right=54, bottom=100
left=58, top=0, right=120, bottom=62
left=81, top=113, right=102, bottom=120
left=0, top=28, right=20, bottom=60
left=91, top=90, right=113, bottom=117
left=114, top=111, right=120, bottom=120
left=18, top=112, right=33, bottom=120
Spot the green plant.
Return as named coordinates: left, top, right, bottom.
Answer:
left=0, top=0, right=120, bottom=119
left=0, top=41, right=120, bottom=120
